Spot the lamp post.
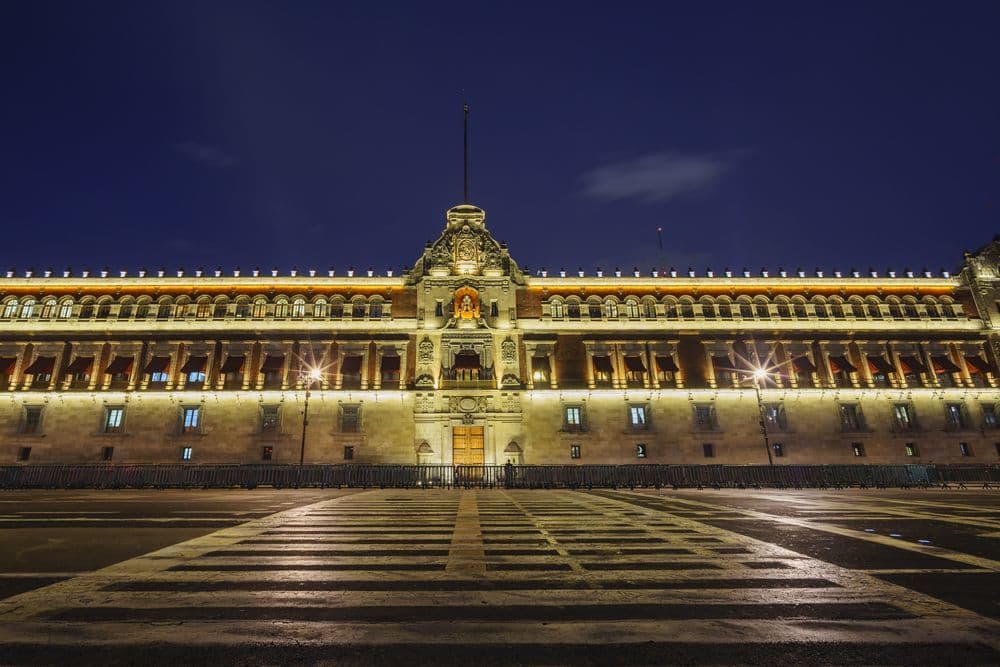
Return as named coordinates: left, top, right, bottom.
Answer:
left=752, top=368, right=775, bottom=466
left=299, top=368, right=322, bottom=465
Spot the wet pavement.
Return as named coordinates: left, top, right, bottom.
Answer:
left=0, top=487, right=997, bottom=665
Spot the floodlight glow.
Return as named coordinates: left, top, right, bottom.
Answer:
left=752, top=368, right=768, bottom=381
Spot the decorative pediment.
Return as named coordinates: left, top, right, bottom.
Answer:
left=410, top=204, right=523, bottom=282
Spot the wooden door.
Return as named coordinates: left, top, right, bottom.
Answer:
left=452, top=426, right=485, bottom=465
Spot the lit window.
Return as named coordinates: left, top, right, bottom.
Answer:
left=274, top=301, right=289, bottom=318
left=603, top=300, right=618, bottom=319
left=2, top=301, right=18, bottom=319
left=762, top=404, right=787, bottom=430
left=550, top=300, right=565, bottom=319
left=313, top=301, right=328, bottom=318
left=104, top=407, right=124, bottom=433
left=261, top=405, right=280, bottom=433
left=19, top=300, right=36, bottom=318
left=628, top=405, right=648, bottom=429
left=839, top=404, right=864, bottom=432
left=40, top=300, right=57, bottom=319
left=182, top=407, right=200, bottom=433
left=564, top=406, right=583, bottom=430
left=981, top=404, right=998, bottom=430
left=149, top=371, right=169, bottom=383
left=181, top=447, right=193, bottom=461
left=196, top=302, right=211, bottom=318
left=291, top=299, right=306, bottom=318
left=893, top=403, right=916, bottom=431
left=570, top=444, right=581, bottom=459
left=944, top=403, right=968, bottom=430
left=58, top=302, right=73, bottom=319
left=187, top=371, right=206, bottom=384
left=852, top=442, right=866, bottom=457
left=625, top=300, right=640, bottom=319
left=251, top=300, right=267, bottom=318
left=905, top=443, right=918, bottom=457
left=635, top=443, right=647, bottom=458
left=959, top=442, right=972, bottom=457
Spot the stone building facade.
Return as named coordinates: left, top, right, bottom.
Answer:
left=2, top=203, right=999, bottom=465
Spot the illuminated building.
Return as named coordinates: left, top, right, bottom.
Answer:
left=1, top=205, right=999, bottom=465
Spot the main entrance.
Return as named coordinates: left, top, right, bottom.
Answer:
left=452, top=426, right=485, bottom=465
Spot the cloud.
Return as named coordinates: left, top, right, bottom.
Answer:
left=581, top=151, right=736, bottom=203
left=174, top=141, right=236, bottom=168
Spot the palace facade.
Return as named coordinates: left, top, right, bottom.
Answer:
left=2, top=203, right=1000, bottom=466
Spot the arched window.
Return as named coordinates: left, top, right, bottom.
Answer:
left=330, top=299, right=344, bottom=318
left=2, top=300, right=18, bottom=319
left=313, top=299, right=328, bottom=318
left=369, top=299, right=383, bottom=319
left=251, top=299, right=267, bottom=318
left=624, top=300, right=640, bottom=319
left=40, top=299, right=57, bottom=319
left=867, top=301, right=882, bottom=319
left=567, top=300, right=580, bottom=320
left=290, top=298, right=306, bottom=318
left=274, top=299, right=289, bottom=318
left=19, top=299, right=36, bottom=318
left=95, top=301, right=112, bottom=320
left=550, top=299, right=565, bottom=319
left=643, top=300, right=657, bottom=319
left=214, top=300, right=229, bottom=318
left=157, top=303, right=172, bottom=320
left=352, top=299, right=366, bottom=319
left=603, top=300, right=618, bottom=319
left=235, top=299, right=250, bottom=318
left=79, top=301, right=95, bottom=319
left=58, top=300, right=74, bottom=319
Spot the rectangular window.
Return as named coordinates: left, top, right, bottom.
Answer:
left=103, top=407, right=124, bottom=433
left=702, top=443, right=714, bottom=458
left=852, top=442, right=866, bottom=457
left=564, top=406, right=583, bottom=430
left=261, top=405, right=280, bottom=433
left=693, top=404, right=716, bottom=430
left=344, top=445, right=355, bottom=461
left=982, top=404, right=999, bottom=430
left=182, top=407, right=200, bottom=433
left=839, top=404, right=863, bottom=432
left=905, top=443, right=918, bottom=457
left=149, top=371, right=169, bottom=383
left=959, top=442, right=972, bottom=457
left=17, top=446, right=32, bottom=462
left=893, top=403, right=916, bottom=431
left=762, top=403, right=787, bottom=430
left=434, top=300, right=443, bottom=317
left=945, top=403, right=968, bottom=430
left=261, top=446, right=273, bottom=461
left=21, top=406, right=42, bottom=434
left=628, top=405, right=648, bottom=429
left=570, top=444, right=581, bottom=459
left=180, top=446, right=193, bottom=461
left=341, top=405, right=360, bottom=433
left=187, top=371, right=206, bottom=385
left=772, top=443, right=784, bottom=457
left=101, top=446, right=114, bottom=461
left=636, top=443, right=647, bottom=458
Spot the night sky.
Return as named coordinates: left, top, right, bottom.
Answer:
left=2, top=1, right=998, bottom=277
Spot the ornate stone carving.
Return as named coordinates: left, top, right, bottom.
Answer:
left=414, top=373, right=435, bottom=388
left=500, top=393, right=521, bottom=413
left=449, top=396, right=488, bottom=413
left=414, top=393, right=436, bottom=413
left=500, top=337, right=517, bottom=364
left=417, top=337, right=434, bottom=363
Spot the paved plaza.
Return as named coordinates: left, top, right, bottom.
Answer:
left=0, top=488, right=997, bottom=665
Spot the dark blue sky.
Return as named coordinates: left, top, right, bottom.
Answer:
left=2, top=1, right=997, bottom=276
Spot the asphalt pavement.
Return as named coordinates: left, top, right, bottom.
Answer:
left=0, top=487, right=997, bottom=665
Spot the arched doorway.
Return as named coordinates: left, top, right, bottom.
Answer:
left=503, top=441, right=523, bottom=465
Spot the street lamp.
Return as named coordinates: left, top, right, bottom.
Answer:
left=299, top=367, right=322, bottom=465
left=751, top=367, right=775, bottom=466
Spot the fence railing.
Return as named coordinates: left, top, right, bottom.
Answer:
left=0, top=463, right=997, bottom=490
